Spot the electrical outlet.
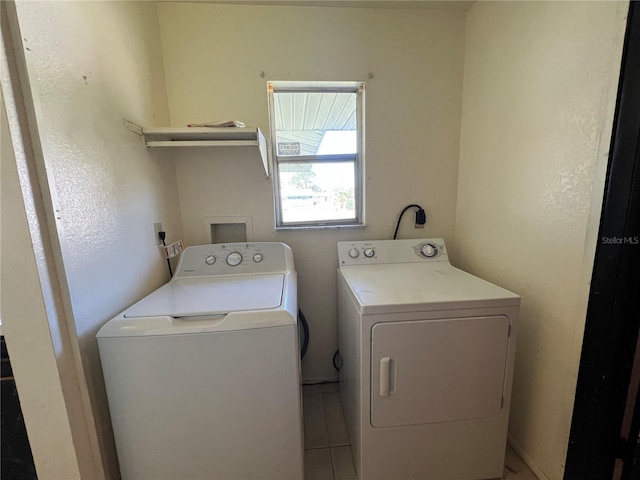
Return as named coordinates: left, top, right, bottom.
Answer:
left=153, top=222, right=163, bottom=245
left=415, top=209, right=426, bottom=228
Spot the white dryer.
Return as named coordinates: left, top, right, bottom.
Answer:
left=97, top=242, right=303, bottom=480
left=337, top=238, right=520, bottom=480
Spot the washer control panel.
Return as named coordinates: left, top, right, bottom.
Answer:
left=175, top=242, right=294, bottom=277
left=338, top=238, right=448, bottom=266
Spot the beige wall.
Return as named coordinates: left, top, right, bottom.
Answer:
left=454, top=2, right=628, bottom=478
left=11, top=1, right=183, bottom=477
left=157, top=2, right=466, bottom=381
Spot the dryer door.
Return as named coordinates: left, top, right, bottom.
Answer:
left=370, top=315, right=510, bottom=427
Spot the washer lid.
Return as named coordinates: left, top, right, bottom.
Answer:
left=339, top=263, right=520, bottom=314
left=124, top=274, right=284, bottom=318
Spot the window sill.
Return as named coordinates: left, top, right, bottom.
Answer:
left=275, top=223, right=366, bottom=231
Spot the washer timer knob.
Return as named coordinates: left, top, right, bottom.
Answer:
left=226, top=252, right=243, bottom=266
left=363, top=248, right=375, bottom=258
left=205, top=255, right=216, bottom=265
left=348, top=248, right=360, bottom=258
left=421, top=243, right=438, bottom=258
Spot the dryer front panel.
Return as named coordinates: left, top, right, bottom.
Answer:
left=370, top=315, right=510, bottom=428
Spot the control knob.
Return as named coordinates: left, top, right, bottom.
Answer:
left=363, top=248, right=375, bottom=258
left=348, top=248, right=360, bottom=258
left=421, top=243, right=438, bottom=258
left=205, top=255, right=216, bottom=265
left=226, top=252, right=243, bottom=266
left=253, top=253, right=263, bottom=263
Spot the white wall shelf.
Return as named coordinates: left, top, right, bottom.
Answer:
left=140, top=126, right=269, bottom=177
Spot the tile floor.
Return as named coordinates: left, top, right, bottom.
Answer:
left=302, top=383, right=539, bottom=480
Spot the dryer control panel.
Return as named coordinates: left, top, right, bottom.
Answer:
left=338, top=238, right=449, bottom=266
left=175, top=242, right=294, bottom=277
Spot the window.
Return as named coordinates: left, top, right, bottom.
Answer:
left=268, top=81, right=365, bottom=228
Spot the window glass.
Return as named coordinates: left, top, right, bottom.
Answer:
left=278, top=162, right=355, bottom=224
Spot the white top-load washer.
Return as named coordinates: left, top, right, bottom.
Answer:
left=97, top=242, right=303, bottom=480
left=337, top=238, right=520, bottom=480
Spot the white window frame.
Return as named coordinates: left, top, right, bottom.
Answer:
left=267, top=81, right=365, bottom=229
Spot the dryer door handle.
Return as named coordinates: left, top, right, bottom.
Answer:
left=380, top=357, right=391, bottom=397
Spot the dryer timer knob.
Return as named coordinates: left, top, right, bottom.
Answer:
left=364, top=248, right=375, bottom=258
left=421, top=244, right=438, bottom=258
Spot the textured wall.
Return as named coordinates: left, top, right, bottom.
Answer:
left=157, top=2, right=466, bottom=381
left=454, top=2, right=627, bottom=478
left=13, top=1, right=183, bottom=476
